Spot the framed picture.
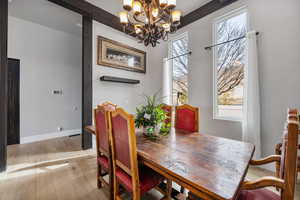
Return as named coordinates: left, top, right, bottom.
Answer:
left=97, top=36, right=146, bottom=73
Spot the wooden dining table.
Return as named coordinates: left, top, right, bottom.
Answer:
left=85, top=125, right=255, bottom=200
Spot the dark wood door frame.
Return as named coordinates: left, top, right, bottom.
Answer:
left=82, top=16, right=93, bottom=150
left=7, top=58, right=20, bottom=145
left=0, top=0, right=8, bottom=172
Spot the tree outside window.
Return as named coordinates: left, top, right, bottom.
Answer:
left=171, top=34, right=188, bottom=105
left=214, top=11, right=247, bottom=120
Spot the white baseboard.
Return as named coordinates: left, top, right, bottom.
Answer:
left=92, top=135, right=96, bottom=150
left=20, top=129, right=81, bottom=144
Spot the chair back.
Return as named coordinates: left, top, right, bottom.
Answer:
left=280, top=109, right=299, bottom=200
left=175, top=104, right=199, bottom=132
left=109, top=108, right=139, bottom=188
left=161, top=104, right=173, bottom=125
left=99, top=101, right=117, bottom=111
left=94, top=102, right=117, bottom=156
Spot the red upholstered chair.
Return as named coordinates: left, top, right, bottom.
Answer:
left=161, top=104, right=173, bottom=125
left=188, top=109, right=299, bottom=200
left=175, top=104, right=199, bottom=132
left=94, top=102, right=117, bottom=197
left=109, top=108, right=171, bottom=200
left=236, top=109, right=299, bottom=200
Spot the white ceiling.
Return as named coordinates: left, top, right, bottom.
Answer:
left=8, top=0, right=210, bottom=36
left=8, top=0, right=82, bottom=36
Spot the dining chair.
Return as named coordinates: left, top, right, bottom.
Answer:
left=275, top=109, right=300, bottom=179
left=94, top=102, right=117, bottom=197
left=161, top=104, right=173, bottom=125
left=109, top=107, right=171, bottom=200
left=175, top=104, right=199, bottom=132
left=189, top=109, right=299, bottom=200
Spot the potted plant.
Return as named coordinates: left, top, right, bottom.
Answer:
left=135, top=93, right=171, bottom=139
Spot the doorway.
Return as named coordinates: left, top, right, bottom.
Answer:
left=7, top=58, right=20, bottom=145
left=1, top=0, right=93, bottom=172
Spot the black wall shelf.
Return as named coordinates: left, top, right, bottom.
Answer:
left=100, top=76, right=140, bottom=84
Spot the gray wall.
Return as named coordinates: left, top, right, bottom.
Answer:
left=8, top=16, right=82, bottom=139
left=151, top=0, right=300, bottom=167
left=92, top=21, right=165, bottom=113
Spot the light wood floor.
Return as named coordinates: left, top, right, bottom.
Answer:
left=0, top=136, right=299, bottom=200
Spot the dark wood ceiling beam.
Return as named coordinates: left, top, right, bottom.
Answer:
left=179, top=0, right=238, bottom=28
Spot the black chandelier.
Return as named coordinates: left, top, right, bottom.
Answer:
left=119, top=0, right=182, bottom=47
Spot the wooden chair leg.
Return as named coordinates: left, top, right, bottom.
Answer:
left=108, top=168, right=114, bottom=200
left=180, top=186, right=185, bottom=194
left=166, top=179, right=172, bottom=200
left=114, top=179, right=120, bottom=200
left=97, top=164, right=102, bottom=189
left=133, top=188, right=141, bottom=200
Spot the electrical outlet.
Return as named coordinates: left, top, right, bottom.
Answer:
left=53, top=90, right=63, bottom=95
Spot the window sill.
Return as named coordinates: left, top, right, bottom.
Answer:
left=213, top=116, right=242, bottom=122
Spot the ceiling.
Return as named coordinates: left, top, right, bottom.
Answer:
left=87, top=0, right=211, bottom=16
left=8, top=0, right=82, bottom=36
left=8, top=0, right=211, bottom=36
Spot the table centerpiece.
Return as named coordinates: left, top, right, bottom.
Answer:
left=135, top=93, right=171, bottom=139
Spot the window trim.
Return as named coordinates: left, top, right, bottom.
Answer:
left=168, top=32, right=189, bottom=106
left=212, top=7, right=248, bottom=122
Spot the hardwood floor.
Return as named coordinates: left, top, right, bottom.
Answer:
left=0, top=136, right=299, bottom=200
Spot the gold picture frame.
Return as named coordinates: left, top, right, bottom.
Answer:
left=97, top=36, right=146, bottom=73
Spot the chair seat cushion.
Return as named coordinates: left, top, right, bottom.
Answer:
left=98, top=156, right=109, bottom=170
left=237, top=189, right=280, bottom=200
left=116, top=166, right=164, bottom=194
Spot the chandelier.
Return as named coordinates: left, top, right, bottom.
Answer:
left=119, top=0, right=182, bottom=47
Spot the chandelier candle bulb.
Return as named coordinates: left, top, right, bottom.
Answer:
left=134, top=24, right=143, bottom=34
left=123, top=0, right=133, bottom=10
left=167, top=0, right=176, bottom=9
left=119, top=11, right=128, bottom=24
left=162, top=23, right=171, bottom=32
left=171, top=10, right=181, bottom=23
left=133, top=1, right=142, bottom=14
left=152, top=8, right=159, bottom=18
left=159, top=0, right=167, bottom=7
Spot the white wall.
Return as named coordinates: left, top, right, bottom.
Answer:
left=92, top=21, right=165, bottom=113
left=152, top=0, right=300, bottom=162
left=8, top=16, right=82, bottom=140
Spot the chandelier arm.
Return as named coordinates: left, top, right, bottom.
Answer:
left=133, top=14, right=147, bottom=25
left=153, top=16, right=165, bottom=24
left=124, top=25, right=136, bottom=35
left=161, top=9, right=172, bottom=21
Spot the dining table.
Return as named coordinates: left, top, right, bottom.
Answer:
left=85, top=125, right=255, bottom=200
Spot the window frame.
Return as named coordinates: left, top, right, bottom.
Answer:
left=212, top=7, right=249, bottom=122
left=168, top=32, right=189, bottom=106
